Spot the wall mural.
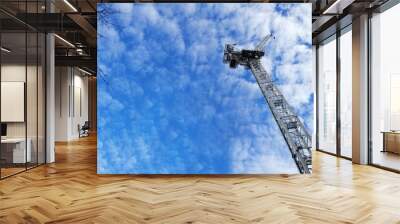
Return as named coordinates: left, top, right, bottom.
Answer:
left=98, top=3, right=313, bottom=174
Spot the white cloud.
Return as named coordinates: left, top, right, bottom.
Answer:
left=114, top=3, right=134, bottom=26
left=98, top=21, right=125, bottom=61
left=202, top=105, right=216, bottom=120
left=229, top=133, right=299, bottom=174
left=111, top=77, right=144, bottom=97
left=98, top=3, right=313, bottom=174
left=182, top=3, right=197, bottom=15
left=125, top=26, right=144, bottom=41
left=98, top=89, right=124, bottom=111
left=135, top=4, right=161, bottom=24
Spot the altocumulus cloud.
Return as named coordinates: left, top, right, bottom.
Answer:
left=98, top=3, right=312, bottom=174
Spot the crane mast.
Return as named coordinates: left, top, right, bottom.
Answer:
left=223, top=35, right=312, bottom=174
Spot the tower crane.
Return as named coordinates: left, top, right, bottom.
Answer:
left=223, top=34, right=312, bottom=174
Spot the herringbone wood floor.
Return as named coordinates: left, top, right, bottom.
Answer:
left=1, top=135, right=400, bottom=224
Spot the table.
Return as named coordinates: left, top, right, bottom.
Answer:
left=1, top=138, right=31, bottom=163
left=381, top=131, right=400, bottom=154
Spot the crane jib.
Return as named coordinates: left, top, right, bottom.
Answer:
left=223, top=37, right=312, bottom=174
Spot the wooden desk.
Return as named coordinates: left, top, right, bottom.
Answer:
left=1, top=138, right=31, bottom=163
left=382, top=131, right=400, bottom=154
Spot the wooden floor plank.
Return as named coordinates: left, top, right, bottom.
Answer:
left=0, top=135, right=400, bottom=223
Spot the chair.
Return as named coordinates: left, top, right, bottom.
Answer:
left=78, top=121, right=90, bottom=138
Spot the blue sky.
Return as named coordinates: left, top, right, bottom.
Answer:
left=97, top=3, right=313, bottom=174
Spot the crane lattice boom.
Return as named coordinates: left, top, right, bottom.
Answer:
left=223, top=35, right=312, bottom=174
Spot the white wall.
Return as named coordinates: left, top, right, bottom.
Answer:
left=1, top=65, right=40, bottom=137
left=72, top=72, right=89, bottom=138
left=1, top=63, right=46, bottom=164
left=55, top=67, right=89, bottom=141
left=55, top=66, right=70, bottom=141
left=1, top=82, right=25, bottom=122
